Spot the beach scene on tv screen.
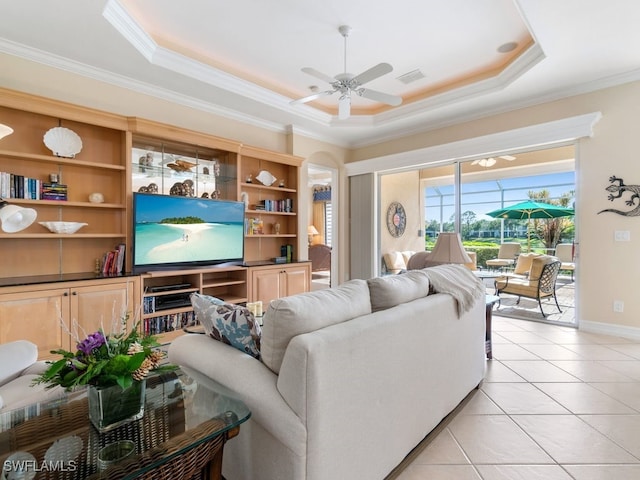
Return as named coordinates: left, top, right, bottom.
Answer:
left=134, top=195, right=244, bottom=266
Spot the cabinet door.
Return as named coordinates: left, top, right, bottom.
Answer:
left=282, top=265, right=311, bottom=297
left=0, top=289, right=71, bottom=359
left=250, top=268, right=283, bottom=306
left=71, top=282, right=134, bottom=339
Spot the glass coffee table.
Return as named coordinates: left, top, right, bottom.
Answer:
left=0, top=368, right=250, bottom=479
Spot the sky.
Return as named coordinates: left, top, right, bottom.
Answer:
left=134, top=192, right=245, bottom=224
left=425, top=171, right=575, bottom=224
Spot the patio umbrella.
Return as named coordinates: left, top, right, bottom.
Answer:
left=485, top=200, right=575, bottom=252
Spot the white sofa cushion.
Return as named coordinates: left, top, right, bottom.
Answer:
left=367, top=270, right=430, bottom=312
left=0, top=340, right=38, bottom=386
left=0, top=375, right=65, bottom=411
left=261, top=279, right=371, bottom=374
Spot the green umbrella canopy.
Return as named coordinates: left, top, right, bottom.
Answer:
left=486, top=200, right=575, bottom=252
left=485, top=200, right=574, bottom=220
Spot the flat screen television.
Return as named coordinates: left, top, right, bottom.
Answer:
left=132, top=192, right=245, bottom=273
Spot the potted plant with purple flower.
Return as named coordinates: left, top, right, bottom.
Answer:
left=34, top=318, right=174, bottom=432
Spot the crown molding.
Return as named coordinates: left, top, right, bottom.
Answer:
left=345, top=112, right=602, bottom=176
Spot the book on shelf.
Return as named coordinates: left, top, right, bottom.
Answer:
left=143, top=311, right=196, bottom=335
left=0, top=173, right=42, bottom=199
left=41, top=182, right=68, bottom=201
left=101, top=243, right=126, bottom=275
left=245, top=218, right=264, bottom=235
left=256, top=198, right=293, bottom=213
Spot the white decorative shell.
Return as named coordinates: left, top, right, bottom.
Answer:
left=43, top=127, right=83, bottom=158
left=88, top=192, right=105, bottom=203
left=39, top=221, right=88, bottom=234
left=256, top=170, right=277, bottom=186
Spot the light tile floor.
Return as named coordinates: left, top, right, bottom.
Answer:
left=395, top=315, right=640, bottom=480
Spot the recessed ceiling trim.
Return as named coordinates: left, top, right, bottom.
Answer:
left=104, top=0, right=544, bottom=128
left=371, top=42, right=546, bottom=127
left=102, top=0, right=156, bottom=62
left=104, top=0, right=316, bottom=119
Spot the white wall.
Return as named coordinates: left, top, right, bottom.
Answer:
left=380, top=171, right=424, bottom=268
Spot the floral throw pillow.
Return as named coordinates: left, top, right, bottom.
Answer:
left=190, top=293, right=261, bottom=359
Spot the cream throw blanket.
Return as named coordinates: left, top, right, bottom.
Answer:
left=422, top=264, right=485, bottom=316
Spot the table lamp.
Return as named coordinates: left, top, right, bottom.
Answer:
left=0, top=199, right=37, bottom=232
left=428, top=232, right=471, bottom=265
left=307, top=225, right=319, bottom=245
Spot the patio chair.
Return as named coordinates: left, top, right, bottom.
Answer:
left=495, top=255, right=562, bottom=317
left=555, top=243, right=575, bottom=281
left=485, top=242, right=522, bottom=270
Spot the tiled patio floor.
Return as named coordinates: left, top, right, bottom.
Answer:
left=492, top=274, right=576, bottom=325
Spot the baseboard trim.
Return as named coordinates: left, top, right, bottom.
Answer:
left=579, top=320, right=640, bottom=341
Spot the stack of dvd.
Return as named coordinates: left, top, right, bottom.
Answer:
left=41, top=182, right=68, bottom=201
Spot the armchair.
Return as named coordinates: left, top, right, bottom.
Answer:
left=495, top=255, right=562, bottom=317
left=0, top=340, right=64, bottom=411
left=555, top=243, right=575, bottom=281
left=309, top=244, right=331, bottom=272
left=383, top=250, right=415, bottom=274
left=485, top=242, right=521, bottom=269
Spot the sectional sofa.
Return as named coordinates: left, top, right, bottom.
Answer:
left=169, top=265, right=486, bottom=480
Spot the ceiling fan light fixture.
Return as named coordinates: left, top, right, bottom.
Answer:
left=478, top=158, right=497, bottom=167
left=338, top=94, right=351, bottom=120
left=291, top=24, right=402, bottom=119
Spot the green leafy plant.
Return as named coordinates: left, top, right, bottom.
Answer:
left=34, top=320, right=173, bottom=391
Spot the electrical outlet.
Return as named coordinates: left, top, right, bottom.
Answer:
left=613, top=300, right=624, bottom=313
left=615, top=230, right=631, bottom=241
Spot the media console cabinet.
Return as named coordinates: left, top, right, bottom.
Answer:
left=0, top=88, right=310, bottom=357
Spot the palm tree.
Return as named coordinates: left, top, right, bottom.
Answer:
left=528, top=189, right=574, bottom=249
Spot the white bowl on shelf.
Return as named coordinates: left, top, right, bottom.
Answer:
left=39, top=221, right=88, bottom=234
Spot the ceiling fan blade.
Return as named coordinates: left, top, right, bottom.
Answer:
left=301, top=67, right=337, bottom=85
left=290, top=90, right=335, bottom=105
left=358, top=88, right=403, bottom=106
left=352, top=63, right=393, bottom=86
left=338, top=94, right=351, bottom=119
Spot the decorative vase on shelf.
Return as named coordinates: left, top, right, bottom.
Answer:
left=88, top=380, right=146, bottom=432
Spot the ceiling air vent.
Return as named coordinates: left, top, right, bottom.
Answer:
left=396, top=69, right=426, bottom=85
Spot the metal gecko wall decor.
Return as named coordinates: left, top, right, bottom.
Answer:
left=598, top=175, right=640, bottom=216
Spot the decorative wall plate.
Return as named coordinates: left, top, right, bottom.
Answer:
left=386, top=202, right=407, bottom=237
left=256, top=170, right=277, bottom=186
left=43, top=127, right=83, bottom=158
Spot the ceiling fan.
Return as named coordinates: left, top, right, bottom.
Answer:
left=472, top=155, right=516, bottom=167
left=290, top=25, right=403, bottom=119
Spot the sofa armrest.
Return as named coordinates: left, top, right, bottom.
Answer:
left=21, top=360, right=49, bottom=376
left=0, top=341, right=38, bottom=386
left=168, top=334, right=306, bottom=456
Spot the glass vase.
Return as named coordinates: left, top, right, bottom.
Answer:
left=88, top=380, right=146, bottom=432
